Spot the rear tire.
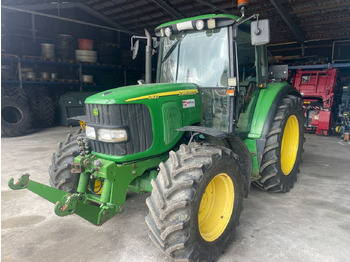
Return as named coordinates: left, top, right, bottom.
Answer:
left=253, top=94, right=304, bottom=192
left=49, top=129, right=83, bottom=193
left=146, top=143, right=244, bottom=261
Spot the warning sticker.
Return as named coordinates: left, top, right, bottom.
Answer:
left=182, top=99, right=195, bottom=108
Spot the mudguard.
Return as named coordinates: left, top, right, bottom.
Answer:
left=245, top=82, right=302, bottom=170
left=177, top=126, right=252, bottom=198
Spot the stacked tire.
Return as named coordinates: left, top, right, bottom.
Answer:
left=1, top=87, right=33, bottom=137
left=1, top=87, right=56, bottom=137
left=27, top=88, right=56, bottom=128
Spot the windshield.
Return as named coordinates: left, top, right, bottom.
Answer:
left=157, top=28, right=229, bottom=87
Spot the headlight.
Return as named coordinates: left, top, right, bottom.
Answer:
left=86, top=126, right=96, bottom=140
left=98, top=128, right=128, bottom=143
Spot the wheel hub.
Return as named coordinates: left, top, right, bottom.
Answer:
left=281, top=115, right=299, bottom=175
left=198, top=173, right=234, bottom=242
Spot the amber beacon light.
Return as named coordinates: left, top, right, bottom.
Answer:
left=237, top=0, right=249, bottom=14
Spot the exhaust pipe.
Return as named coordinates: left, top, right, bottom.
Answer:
left=145, top=29, right=152, bottom=84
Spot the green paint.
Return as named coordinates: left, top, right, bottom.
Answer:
left=85, top=83, right=199, bottom=104
left=128, top=170, right=158, bottom=194
left=9, top=174, right=67, bottom=204
left=8, top=152, right=168, bottom=226
left=236, top=89, right=260, bottom=138
left=100, top=179, right=112, bottom=203
left=77, top=172, right=89, bottom=193
left=62, top=153, right=168, bottom=225
left=162, top=102, right=182, bottom=145
left=55, top=193, right=116, bottom=225
left=243, top=139, right=260, bottom=179
left=248, top=82, right=288, bottom=139
left=86, top=83, right=201, bottom=162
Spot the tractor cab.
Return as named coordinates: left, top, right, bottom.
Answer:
left=155, top=14, right=270, bottom=137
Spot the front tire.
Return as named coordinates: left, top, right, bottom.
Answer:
left=253, top=94, right=304, bottom=192
left=146, top=143, right=244, bottom=261
left=49, top=129, right=83, bottom=193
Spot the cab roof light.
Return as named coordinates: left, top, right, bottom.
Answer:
left=196, top=20, right=205, bottom=30
left=155, top=17, right=237, bottom=37
left=176, top=21, right=194, bottom=31
left=207, top=18, right=216, bottom=29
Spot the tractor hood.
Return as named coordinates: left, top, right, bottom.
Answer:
left=85, top=83, right=199, bottom=105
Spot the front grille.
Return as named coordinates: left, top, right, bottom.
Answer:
left=86, top=103, right=153, bottom=156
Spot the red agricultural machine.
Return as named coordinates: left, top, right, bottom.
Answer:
left=293, top=68, right=340, bottom=135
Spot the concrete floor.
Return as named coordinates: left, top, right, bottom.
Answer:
left=2, top=126, right=350, bottom=262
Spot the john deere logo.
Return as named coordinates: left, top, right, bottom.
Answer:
left=93, top=108, right=99, bottom=116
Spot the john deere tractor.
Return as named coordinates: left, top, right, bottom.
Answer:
left=9, top=2, right=304, bottom=261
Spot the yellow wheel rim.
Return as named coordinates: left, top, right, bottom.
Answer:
left=280, top=115, right=299, bottom=175
left=198, top=173, right=234, bottom=242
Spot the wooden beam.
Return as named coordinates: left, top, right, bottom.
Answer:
left=293, top=10, right=348, bottom=19
left=299, top=16, right=350, bottom=27
left=269, top=44, right=333, bottom=53
left=290, top=2, right=350, bottom=14
left=306, top=30, right=350, bottom=40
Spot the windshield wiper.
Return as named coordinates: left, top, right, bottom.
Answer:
left=162, top=35, right=186, bottom=63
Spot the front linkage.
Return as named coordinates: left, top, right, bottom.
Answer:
left=9, top=137, right=165, bottom=225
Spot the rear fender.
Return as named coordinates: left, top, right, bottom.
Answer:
left=247, top=82, right=301, bottom=167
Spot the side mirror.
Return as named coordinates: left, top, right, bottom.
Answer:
left=251, top=19, right=270, bottom=45
left=131, top=40, right=139, bottom=60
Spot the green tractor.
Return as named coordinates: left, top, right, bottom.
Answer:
left=9, top=3, right=304, bottom=262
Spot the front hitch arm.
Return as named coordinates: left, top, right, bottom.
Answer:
left=8, top=174, right=117, bottom=225
left=9, top=174, right=67, bottom=204
left=8, top=155, right=166, bottom=225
